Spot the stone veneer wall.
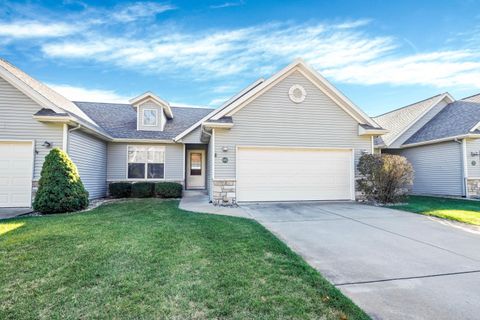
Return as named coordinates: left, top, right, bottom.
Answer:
left=212, top=180, right=236, bottom=205
left=467, top=179, right=480, bottom=198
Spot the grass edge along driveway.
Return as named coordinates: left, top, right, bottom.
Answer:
left=389, top=195, right=480, bottom=226
left=0, top=199, right=369, bottom=320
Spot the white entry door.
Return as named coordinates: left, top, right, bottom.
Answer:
left=187, top=150, right=206, bottom=189
left=236, top=147, right=353, bottom=202
left=0, top=141, right=34, bottom=207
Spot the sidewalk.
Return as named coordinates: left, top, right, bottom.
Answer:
left=179, top=190, right=252, bottom=219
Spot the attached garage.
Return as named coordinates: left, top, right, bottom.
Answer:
left=0, top=141, right=34, bottom=207
left=236, top=147, right=354, bottom=202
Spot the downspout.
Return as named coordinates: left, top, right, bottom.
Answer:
left=65, top=124, right=82, bottom=154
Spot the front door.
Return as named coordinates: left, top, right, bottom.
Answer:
left=187, top=150, right=205, bottom=189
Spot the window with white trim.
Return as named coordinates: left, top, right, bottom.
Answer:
left=127, top=146, right=165, bottom=179
left=142, top=108, right=158, bottom=126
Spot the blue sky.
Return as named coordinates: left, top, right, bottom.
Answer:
left=1, top=0, right=480, bottom=116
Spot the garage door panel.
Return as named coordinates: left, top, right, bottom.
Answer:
left=0, top=142, right=33, bottom=207
left=237, top=147, right=352, bottom=202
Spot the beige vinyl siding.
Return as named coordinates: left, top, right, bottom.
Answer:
left=214, top=71, right=371, bottom=179
left=466, top=138, right=480, bottom=177
left=386, top=142, right=463, bottom=196
left=107, top=142, right=184, bottom=181
left=182, top=126, right=203, bottom=144
left=0, top=77, right=63, bottom=180
left=390, top=100, right=448, bottom=148
left=68, top=129, right=107, bottom=199
left=137, top=101, right=164, bottom=131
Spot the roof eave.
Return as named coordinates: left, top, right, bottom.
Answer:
left=401, top=134, right=480, bottom=148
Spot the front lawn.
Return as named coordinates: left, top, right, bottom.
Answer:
left=389, top=195, right=480, bottom=225
left=0, top=199, right=368, bottom=319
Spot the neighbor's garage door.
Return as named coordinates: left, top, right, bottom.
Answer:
left=0, top=141, right=33, bottom=207
left=236, top=147, right=353, bottom=202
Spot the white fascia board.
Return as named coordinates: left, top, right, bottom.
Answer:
left=358, top=125, right=389, bottom=136
left=130, top=92, right=173, bottom=119
left=111, top=138, right=175, bottom=143
left=387, top=93, right=452, bottom=147
left=400, top=134, right=480, bottom=148
left=203, top=122, right=234, bottom=129
left=470, top=121, right=480, bottom=132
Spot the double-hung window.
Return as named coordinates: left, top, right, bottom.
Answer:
left=142, top=109, right=158, bottom=126
left=127, top=146, right=165, bottom=179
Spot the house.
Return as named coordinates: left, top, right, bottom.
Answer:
left=374, top=92, right=480, bottom=198
left=0, top=58, right=386, bottom=208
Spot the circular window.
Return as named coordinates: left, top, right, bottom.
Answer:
left=289, top=84, right=306, bottom=103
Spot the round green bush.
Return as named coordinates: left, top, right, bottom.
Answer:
left=155, top=182, right=183, bottom=198
left=33, top=148, right=89, bottom=214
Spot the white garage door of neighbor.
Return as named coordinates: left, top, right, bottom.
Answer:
left=237, top=147, right=353, bottom=202
left=0, top=141, right=34, bottom=207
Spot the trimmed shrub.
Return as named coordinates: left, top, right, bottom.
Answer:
left=109, top=182, right=132, bottom=198
left=33, top=147, right=89, bottom=213
left=357, top=154, right=414, bottom=204
left=155, top=182, right=183, bottom=198
left=131, top=182, right=155, bottom=198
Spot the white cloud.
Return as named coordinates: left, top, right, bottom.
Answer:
left=323, top=51, right=480, bottom=88
left=210, top=1, right=245, bottom=9
left=47, top=83, right=131, bottom=103
left=0, top=21, right=78, bottom=38
left=111, top=2, right=175, bottom=22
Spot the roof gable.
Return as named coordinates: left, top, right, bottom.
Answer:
left=0, top=58, right=96, bottom=125
left=373, top=93, right=454, bottom=147
left=209, top=59, right=380, bottom=128
left=129, top=91, right=173, bottom=119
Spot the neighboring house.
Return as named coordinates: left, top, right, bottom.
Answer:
left=374, top=92, right=480, bottom=198
left=0, top=58, right=385, bottom=208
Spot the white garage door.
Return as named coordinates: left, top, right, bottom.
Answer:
left=237, top=147, right=353, bottom=202
left=0, top=141, right=34, bottom=207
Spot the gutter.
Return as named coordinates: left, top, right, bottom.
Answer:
left=400, top=134, right=480, bottom=148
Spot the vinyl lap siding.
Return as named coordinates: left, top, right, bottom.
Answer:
left=386, top=142, right=463, bottom=196
left=182, top=126, right=203, bottom=144
left=0, top=77, right=63, bottom=180
left=68, top=130, right=107, bottom=199
left=467, top=139, right=480, bottom=177
left=207, top=138, right=213, bottom=200
left=214, top=71, right=371, bottom=179
left=107, top=142, right=184, bottom=181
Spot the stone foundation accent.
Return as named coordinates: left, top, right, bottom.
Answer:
left=467, top=179, right=480, bottom=198
left=212, top=180, right=236, bottom=205
left=32, top=180, right=39, bottom=201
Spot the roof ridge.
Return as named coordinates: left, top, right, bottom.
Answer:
left=461, top=93, right=480, bottom=100
left=373, top=93, right=443, bottom=118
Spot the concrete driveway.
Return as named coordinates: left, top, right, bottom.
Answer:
left=242, top=202, right=480, bottom=320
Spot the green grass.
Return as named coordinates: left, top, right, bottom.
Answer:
left=389, top=195, right=480, bottom=225
left=0, top=199, right=368, bottom=320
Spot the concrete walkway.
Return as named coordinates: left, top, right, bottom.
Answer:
left=179, top=190, right=251, bottom=219
left=243, top=201, right=480, bottom=320
left=0, top=207, right=32, bottom=220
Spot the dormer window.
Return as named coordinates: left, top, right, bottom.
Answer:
left=143, top=108, right=158, bottom=126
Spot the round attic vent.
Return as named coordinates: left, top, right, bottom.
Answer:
left=288, top=84, right=306, bottom=103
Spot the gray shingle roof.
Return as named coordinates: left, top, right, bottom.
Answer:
left=205, top=116, right=233, bottom=123
left=405, top=100, right=480, bottom=144
left=373, top=94, right=443, bottom=146
left=34, top=108, right=68, bottom=117
left=74, top=101, right=213, bottom=140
